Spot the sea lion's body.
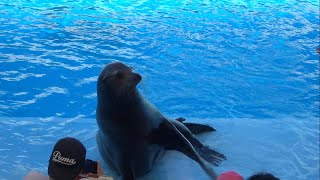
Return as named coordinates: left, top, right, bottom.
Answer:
left=96, top=93, right=165, bottom=176
left=96, top=62, right=225, bottom=180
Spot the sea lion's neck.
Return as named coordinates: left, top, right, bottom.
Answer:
left=98, top=88, right=141, bottom=110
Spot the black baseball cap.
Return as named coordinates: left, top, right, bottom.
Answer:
left=48, top=137, right=86, bottom=180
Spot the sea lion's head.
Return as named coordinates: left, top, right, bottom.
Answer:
left=97, top=62, right=142, bottom=103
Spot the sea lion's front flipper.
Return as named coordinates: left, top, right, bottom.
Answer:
left=119, top=156, right=135, bottom=180
left=174, top=118, right=216, bottom=134
left=149, top=119, right=218, bottom=180
left=121, top=168, right=136, bottom=180
left=120, top=167, right=135, bottom=180
left=196, top=145, right=227, bottom=166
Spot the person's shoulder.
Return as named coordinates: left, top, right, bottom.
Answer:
left=80, top=176, right=114, bottom=180
left=98, top=177, right=114, bottom=180
left=24, top=172, right=49, bottom=180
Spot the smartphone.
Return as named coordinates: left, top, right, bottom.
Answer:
left=83, top=159, right=98, bottom=174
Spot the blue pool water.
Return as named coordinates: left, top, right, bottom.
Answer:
left=0, top=0, right=319, bottom=179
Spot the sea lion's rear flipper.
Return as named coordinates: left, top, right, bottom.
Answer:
left=169, top=120, right=226, bottom=166
left=183, top=122, right=216, bottom=134
left=174, top=118, right=216, bottom=134
left=149, top=119, right=218, bottom=180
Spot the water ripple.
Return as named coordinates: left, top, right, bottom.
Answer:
left=0, top=0, right=319, bottom=179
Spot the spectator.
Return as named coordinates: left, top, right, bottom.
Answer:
left=218, top=171, right=244, bottom=180
left=248, top=172, right=280, bottom=180
left=24, top=137, right=110, bottom=180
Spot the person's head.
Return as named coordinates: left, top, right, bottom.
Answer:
left=248, top=172, right=279, bottom=180
left=48, top=137, right=86, bottom=180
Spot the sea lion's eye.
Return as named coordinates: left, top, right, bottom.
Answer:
left=115, top=71, right=124, bottom=79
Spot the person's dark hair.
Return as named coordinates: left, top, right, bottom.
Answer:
left=248, top=172, right=280, bottom=180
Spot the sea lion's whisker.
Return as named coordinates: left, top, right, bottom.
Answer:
left=126, top=82, right=133, bottom=95
left=111, top=90, right=117, bottom=104
left=113, top=87, right=122, bottom=104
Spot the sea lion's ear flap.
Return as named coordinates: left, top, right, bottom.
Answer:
left=102, top=75, right=109, bottom=81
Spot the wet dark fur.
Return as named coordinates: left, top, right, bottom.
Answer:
left=96, top=62, right=225, bottom=180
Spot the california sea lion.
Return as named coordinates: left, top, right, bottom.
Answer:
left=96, top=62, right=226, bottom=180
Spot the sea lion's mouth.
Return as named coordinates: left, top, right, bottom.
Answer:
left=132, top=73, right=142, bottom=83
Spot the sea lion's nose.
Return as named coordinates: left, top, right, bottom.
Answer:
left=132, top=73, right=142, bottom=82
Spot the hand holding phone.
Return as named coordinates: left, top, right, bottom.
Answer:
left=83, top=160, right=105, bottom=178
left=97, top=161, right=104, bottom=176
left=83, top=159, right=98, bottom=174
